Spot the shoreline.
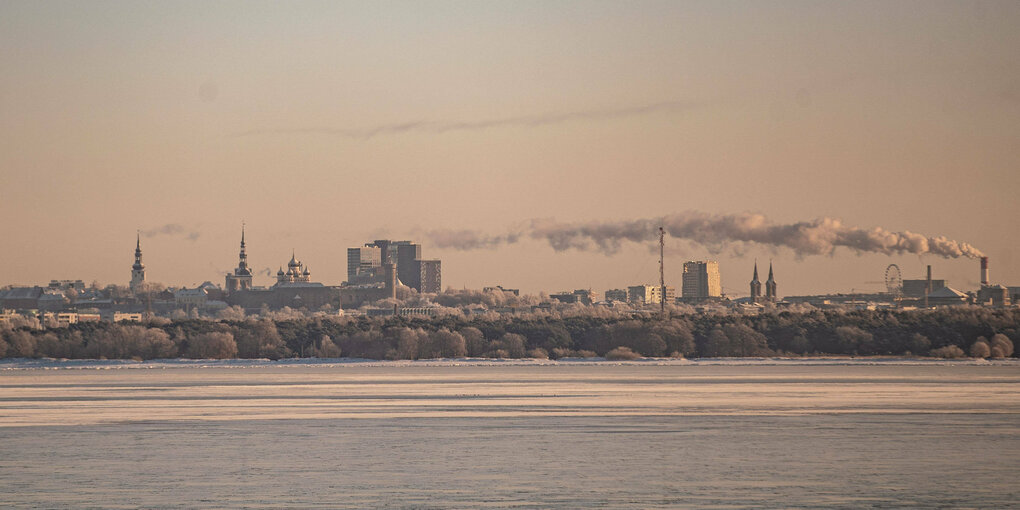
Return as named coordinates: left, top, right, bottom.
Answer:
left=1, top=356, right=1017, bottom=371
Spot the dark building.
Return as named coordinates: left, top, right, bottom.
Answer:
left=396, top=242, right=422, bottom=289
left=485, top=286, right=521, bottom=296
left=902, top=279, right=946, bottom=298
left=417, top=259, right=442, bottom=293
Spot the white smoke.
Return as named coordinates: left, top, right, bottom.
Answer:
left=424, top=212, right=984, bottom=259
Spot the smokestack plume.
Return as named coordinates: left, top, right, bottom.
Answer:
left=424, top=212, right=984, bottom=260
left=980, top=256, right=989, bottom=286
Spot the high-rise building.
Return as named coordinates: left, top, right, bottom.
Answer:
left=749, top=261, right=762, bottom=301
left=347, top=247, right=382, bottom=283
left=682, top=261, right=722, bottom=300
left=225, top=226, right=254, bottom=293
left=349, top=240, right=439, bottom=293
left=130, top=233, right=146, bottom=294
left=765, top=262, right=777, bottom=301
left=417, top=259, right=442, bottom=293
left=395, top=242, right=422, bottom=288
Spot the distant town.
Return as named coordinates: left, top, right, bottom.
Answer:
left=0, top=226, right=1017, bottom=327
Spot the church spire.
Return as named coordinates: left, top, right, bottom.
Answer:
left=130, top=231, right=146, bottom=293
left=765, top=260, right=777, bottom=301
left=750, top=259, right=762, bottom=301
left=133, top=231, right=144, bottom=270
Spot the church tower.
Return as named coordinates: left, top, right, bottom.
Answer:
left=765, top=261, right=777, bottom=301
left=225, top=224, right=254, bottom=293
left=130, top=233, right=146, bottom=294
left=749, top=260, right=762, bottom=302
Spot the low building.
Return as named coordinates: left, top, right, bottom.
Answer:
left=977, top=285, right=1010, bottom=307
left=604, top=289, right=627, bottom=302
left=628, top=285, right=676, bottom=305
left=926, top=286, right=968, bottom=307
left=484, top=286, right=520, bottom=296
left=48, top=280, right=85, bottom=292
left=550, top=289, right=596, bottom=305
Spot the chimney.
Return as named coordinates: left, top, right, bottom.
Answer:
left=980, top=256, right=989, bottom=286
left=924, top=265, right=932, bottom=308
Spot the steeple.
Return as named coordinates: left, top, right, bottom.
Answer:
left=225, top=223, right=254, bottom=292
left=133, top=232, right=144, bottom=270
left=750, top=259, right=762, bottom=301
left=130, top=231, right=146, bottom=293
left=765, top=260, right=777, bottom=301
left=237, top=223, right=249, bottom=272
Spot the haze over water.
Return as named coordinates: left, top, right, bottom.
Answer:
left=1, top=360, right=1017, bottom=507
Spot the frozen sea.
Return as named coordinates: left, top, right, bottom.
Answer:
left=1, top=358, right=1018, bottom=508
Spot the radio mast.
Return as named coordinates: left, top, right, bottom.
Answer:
left=659, top=226, right=665, bottom=315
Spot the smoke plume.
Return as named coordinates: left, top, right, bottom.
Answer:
left=230, top=101, right=690, bottom=139
left=142, top=224, right=201, bottom=242
left=424, top=212, right=984, bottom=259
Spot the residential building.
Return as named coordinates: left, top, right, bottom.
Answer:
left=682, top=261, right=722, bottom=300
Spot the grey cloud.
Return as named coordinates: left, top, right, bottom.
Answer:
left=229, top=101, right=690, bottom=139
left=142, top=224, right=201, bottom=242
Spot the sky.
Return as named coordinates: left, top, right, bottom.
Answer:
left=1, top=0, right=1018, bottom=297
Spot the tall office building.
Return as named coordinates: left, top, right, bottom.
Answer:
left=347, top=247, right=382, bottom=282
left=682, top=261, right=722, bottom=300
left=395, top=242, right=422, bottom=288
left=417, top=260, right=442, bottom=293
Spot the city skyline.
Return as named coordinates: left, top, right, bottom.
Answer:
left=1, top=1, right=1017, bottom=295
left=2, top=224, right=1002, bottom=301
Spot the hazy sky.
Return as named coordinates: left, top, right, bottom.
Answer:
left=1, top=0, right=1018, bottom=296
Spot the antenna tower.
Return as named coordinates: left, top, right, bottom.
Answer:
left=659, top=226, right=665, bottom=315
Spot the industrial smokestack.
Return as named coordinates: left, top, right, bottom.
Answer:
left=925, top=265, right=932, bottom=308
left=980, top=256, right=989, bottom=286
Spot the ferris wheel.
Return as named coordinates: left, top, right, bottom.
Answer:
left=885, top=264, right=903, bottom=296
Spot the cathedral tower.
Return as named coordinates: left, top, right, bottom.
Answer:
left=226, top=224, right=254, bottom=293
left=765, top=261, right=777, bottom=301
left=130, top=233, right=146, bottom=294
left=749, top=260, right=761, bottom=302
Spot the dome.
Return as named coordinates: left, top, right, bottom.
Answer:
left=277, top=267, right=284, bottom=276
left=303, top=267, right=310, bottom=275
left=289, top=253, right=300, bottom=267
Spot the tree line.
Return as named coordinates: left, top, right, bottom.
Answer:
left=0, top=307, right=1016, bottom=360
